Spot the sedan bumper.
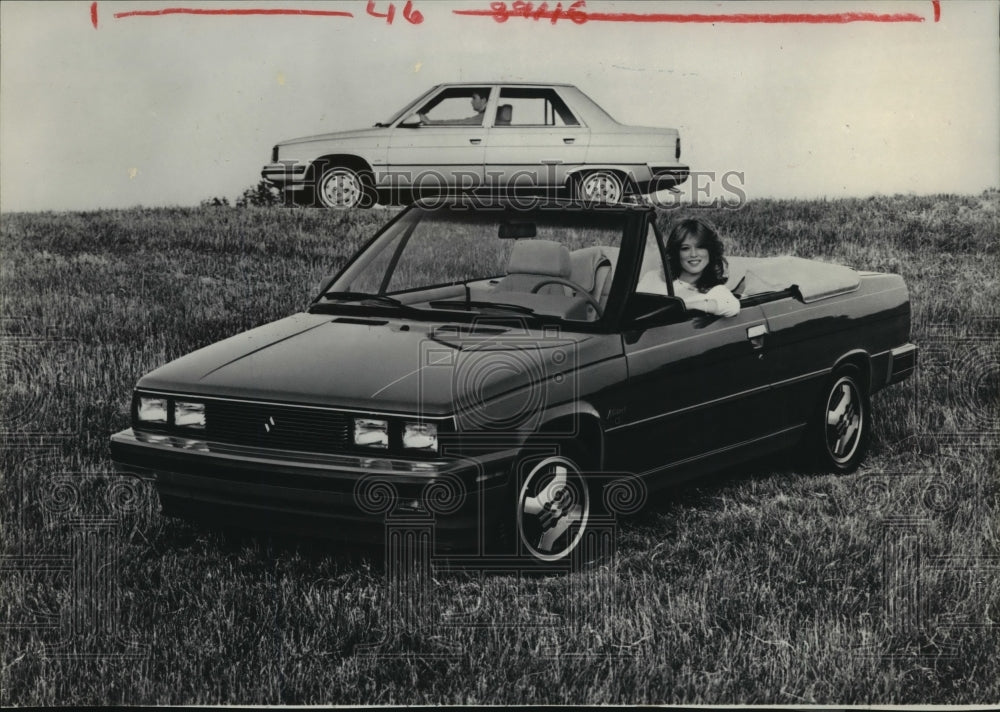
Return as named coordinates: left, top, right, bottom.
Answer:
left=646, top=164, right=690, bottom=191
left=261, top=161, right=310, bottom=189
left=110, top=428, right=514, bottom=548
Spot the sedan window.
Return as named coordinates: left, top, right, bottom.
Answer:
left=496, top=88, right=580, bottom=127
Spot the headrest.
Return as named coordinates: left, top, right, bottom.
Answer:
left=496, top=104, right=513, bottom=124
left=507, top=239, right=571, bottom=278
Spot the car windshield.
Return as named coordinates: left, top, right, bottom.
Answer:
left=318, top=204, right=630, bottom=327
left=379, top=86, right=440, bottom=126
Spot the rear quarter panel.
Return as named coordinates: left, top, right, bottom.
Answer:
left=760, top=273, right=911, bottom=431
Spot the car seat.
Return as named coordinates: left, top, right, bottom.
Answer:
left=495, top=104, right=513, bottom=126
left=494, top=239, right=572, bottom=295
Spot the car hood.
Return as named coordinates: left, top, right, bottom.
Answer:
left=137, top=313, right=612, bottom=416
left=277, top=127, right=386, bottom=147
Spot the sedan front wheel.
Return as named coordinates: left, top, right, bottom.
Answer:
left=315, top=165, right=373, bottom=209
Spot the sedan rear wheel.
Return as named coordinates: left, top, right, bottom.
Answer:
left=576, top=170, right=625, bottom=205
left=315, top=165, right=372, bottom=209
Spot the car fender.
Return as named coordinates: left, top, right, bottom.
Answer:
left=536, top=399, right=605, bottom=469
left=830, top=348, right=873, bottom=392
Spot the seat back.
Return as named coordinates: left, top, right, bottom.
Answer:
left=570, top=246, right=619, bottom=309
left=495, top=104, right=513, bottom=125
left=495, top=239, right=572, bottom=294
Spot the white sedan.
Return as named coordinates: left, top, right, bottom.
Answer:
left=261, top=82, right=689, bottom=208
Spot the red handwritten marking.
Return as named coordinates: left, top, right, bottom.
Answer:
left=91, top=2, right=98, bottom=28
left=113, top=7, right=354, bottom=20
left=456, top=1, right=929, bottom=24
left=933, top=0, right=940, bottom=22
left=366, top=0, right=424, bottom=25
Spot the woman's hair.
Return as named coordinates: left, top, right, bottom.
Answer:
left=665, top=218, right=728, bottom=292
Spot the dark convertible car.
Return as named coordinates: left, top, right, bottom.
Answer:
left=111, top=199, right=917, bottom=561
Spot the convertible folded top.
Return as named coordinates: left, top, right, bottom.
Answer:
left=726, top=255, right=860, bottom=303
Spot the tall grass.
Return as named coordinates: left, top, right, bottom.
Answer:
left=1, top=193, right=997, bottom=705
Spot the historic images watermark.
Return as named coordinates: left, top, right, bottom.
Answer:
left=1, top=317, right=152, bottom=664
left=853, top=316, right=999, bottom=661
left=347, top=319, right=649, bottom=658
left=281, top=165, right=747, bottom=211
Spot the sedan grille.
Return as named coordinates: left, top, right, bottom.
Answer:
left=206, top=400, right=351, bottom=454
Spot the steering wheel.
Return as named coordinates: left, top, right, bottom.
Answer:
left=530, top=277, right=603, bottom=317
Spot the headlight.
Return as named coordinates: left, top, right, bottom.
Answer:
left=402, top=422, right=438, bottom=452
left=137, top=397, right=168, bottom=424
left=174, top=401, right=206, bottom=429
left=354, top=418, right=388, bottom=448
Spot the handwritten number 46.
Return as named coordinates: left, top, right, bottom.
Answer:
left=366, top=0, right=424, bottom=25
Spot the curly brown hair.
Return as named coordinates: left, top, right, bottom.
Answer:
left=666, top=218, right=729, bottom=293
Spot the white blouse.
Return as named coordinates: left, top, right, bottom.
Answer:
left=637, top=271, right=740, bottom=317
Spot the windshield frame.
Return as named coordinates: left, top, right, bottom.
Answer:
left=381, top=85, right=445, bottom=127
left=313, top=201, right=650, bottom=333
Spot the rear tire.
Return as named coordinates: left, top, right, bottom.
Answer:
left=574, top=170, right=626, bottom=205
left=811, top=365, right=871, bottom=473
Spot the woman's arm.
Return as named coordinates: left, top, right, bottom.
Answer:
left=704, top=285, right=740, bottom=317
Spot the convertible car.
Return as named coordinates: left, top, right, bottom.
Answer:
left=111, top=199, right=916, bottom=562
left=261, top=82, right=689, bottom=208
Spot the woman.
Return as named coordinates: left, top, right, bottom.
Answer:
left=637, top=218, right=740, bottom=317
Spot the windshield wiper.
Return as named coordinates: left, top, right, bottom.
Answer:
left=320, top=291, right=404, bottom=307
left=310, top=291, right=420, bottom=315
left=429, top=300, right=536, bottom=315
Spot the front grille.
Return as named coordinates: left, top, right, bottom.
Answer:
left=206, top=400, right=351, bottom=454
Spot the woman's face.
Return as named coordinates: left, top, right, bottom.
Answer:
left=677, top=235, right=710, bottom=280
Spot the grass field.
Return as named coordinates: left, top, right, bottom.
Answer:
left=1, top=193, right=998, bottom=705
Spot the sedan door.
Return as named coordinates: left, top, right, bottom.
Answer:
left=386, top=86, right=490, bottom=190
left=484, top=87, right=589, bottom=190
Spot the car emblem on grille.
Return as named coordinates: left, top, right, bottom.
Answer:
left=263, top=416, right=276, bottom=434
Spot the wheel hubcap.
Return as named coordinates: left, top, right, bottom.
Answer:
left=825, top=379, right=862, bottom=463
left=581, top=173, right=622, bottom=204
left=517, top=456, right=589, bottom=561
left=320, top=171, right=362, bottom=208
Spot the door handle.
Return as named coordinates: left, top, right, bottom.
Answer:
left=746, top=323, right=768, bottom=351
left=469, top=138, right=482, bottom=145
left=563, top=137, right=575, bottom=144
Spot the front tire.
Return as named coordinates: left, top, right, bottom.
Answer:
left=314, top=164, right=373, bottom=209
left=513, top=445, right=591, bottom=562
left=813, top=365, right=870, bottom=473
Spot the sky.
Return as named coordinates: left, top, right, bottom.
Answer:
left=1, top=0, right=997, bottom=212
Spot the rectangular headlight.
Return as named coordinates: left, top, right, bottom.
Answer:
left=174, top=401, right=206, bottom=429
left=137, top=396, right=168, bottom=424
left=402, top=422, right=438, bottom=452
left=354, top=418, right=388, bottom=449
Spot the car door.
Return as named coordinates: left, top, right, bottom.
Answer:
left=610, top=304, right=775, bottom=477
left=602, top=223, right=777, bottom=479
left=484, top=86, right=589, bottom=190
left=386, top=86, right=490, bottom=190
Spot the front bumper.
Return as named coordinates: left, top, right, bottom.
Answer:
left=261, top=161, right=310, bottom=188
left=110, top=428, right=514, bottom=547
